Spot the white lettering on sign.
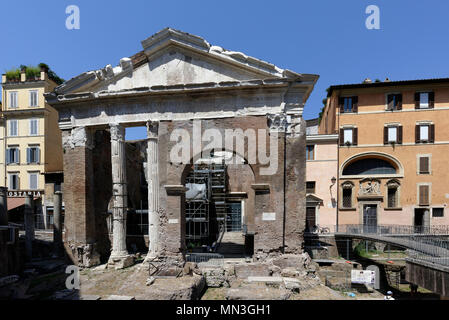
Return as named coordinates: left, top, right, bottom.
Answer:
left=168, top=219, right=179, bottom=224
left=7, top=190, right=43, bottom=198
left=262, top=212, right=276, bottom=221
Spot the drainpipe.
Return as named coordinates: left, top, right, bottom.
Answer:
left=336, top=93, right=340, bottom=233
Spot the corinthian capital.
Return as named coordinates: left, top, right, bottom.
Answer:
left=110, top=123, right=125, bottom=142
left=147, top=121, right=159, bottom=140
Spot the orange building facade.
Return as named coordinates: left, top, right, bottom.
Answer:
left=320, top=78, right=449, bottom=230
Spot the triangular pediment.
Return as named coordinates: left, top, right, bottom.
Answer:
left=55, top=28, right=302, bottom=95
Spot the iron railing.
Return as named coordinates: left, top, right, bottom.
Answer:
left=407, top=237, right=449, bottom=267
left=334, top=224, right=449, bottom=236
left=186, top=252, right=224, bottom=267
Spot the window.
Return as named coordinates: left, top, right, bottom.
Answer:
left=29, top=119, right=38, bottom=135
left=415, top=92, right=434, bottom=109
left=341, top=182, right=354, bottom=209
left=420, top=93, right=429, bottom=108
left=432, top=208, right=444, bottom=217
left=387, top=188, right=398, bottom=208
left=29, top=90, right=38, bottom=107
left=54, top=182, right=62, bottom=193
left=306, top=145, right=315, bottom=160
left=8, top=173, right=19, bottom=190
left=342, top=188, right=352, bottom=208
left=343, top=158, right=397, bottom=176
left=29, top=172, right=39, bottom=190
left=418, top=156, right=430, bottom=174
left=8, top=91, right=18, bottom=108
left=418, top=185, right=430, bottom=206
left=8, top=120, right=18, bottom=137
left=27, top=146, right=40, bottom=164
left=344, top=129, right=353, bottom=144
left=387, top=94, right=402, bottom=111
left=306, top=181, right=316, bottom=194
left=6, top=147, right=20, bottom=164
left=388, top=127, right=397, bottom=142
left=339, top=96, right=358, bottom=113
left=384, top=125, right=402, bottom=145
left=416, top=124, right=434, bottom=143
left=420, top=126, right=429, bottom=140
left=340, top=128, right=357, bottom=146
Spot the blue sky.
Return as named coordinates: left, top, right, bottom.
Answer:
left=1, top=0, right=449, bottom=140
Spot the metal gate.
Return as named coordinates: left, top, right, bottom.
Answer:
left=226, top=202, right=242, bottom=232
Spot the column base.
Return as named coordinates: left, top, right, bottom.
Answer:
left=107, top=254, right=134, bottom=270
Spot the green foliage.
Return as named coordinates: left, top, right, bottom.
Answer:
left=5, top=68, right=20, bottom=81
left=4, top=63, right=64, bottom=85
left=39, top=62, right=64, bottom=85
left=318, top=87, right=331, bottom=124
left=25, top=66, right=41, bottom=79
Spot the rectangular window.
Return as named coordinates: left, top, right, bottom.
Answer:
left=8, top=120, right=18, bottom=137
left=344, top=97, right=353, bottom=113
left=416, top=124, right=434, bottom=143
left=27, top=147, right=40, bottom=164
left=339, top=96, right=358, bottom=113
left=420, top=125, right=429, bottom=141
left=342, top=188, right=352, bottom=208
left=29, top=90, right=38, bottom=107
left=29, top=172, right=39, bottom=190
left=420, top=93, right=429, bottom=109
left=8, top=173, right=19, bottom=190
left=6, top=147, right=20, bottom=164
left=387, top=94, right=402, bottom=111
left=344, top=129, right=353, bottom=144
left=8, top=91, right=18, bottom=108
left=419, top=185, right=430, bottom=206
left=387, top=187, right=398, bottom=208
left=388, top=127, right=397, bottom=142
left=432, top=208, right=444, bottom=217
left=306, top=145, right=315, bottom=160
left=306, top=181, right=316, bottom=194
left=419, top=156, right=430, bottom=174
left=30, top=119, right=38, bottom=135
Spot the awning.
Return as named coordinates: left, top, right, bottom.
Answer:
left=7, top=197, right=39, bottom=211
left=7, top=198, right=26, bottom=211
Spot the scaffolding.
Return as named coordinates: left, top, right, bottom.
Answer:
left=185, top=160, right=227, bottom=244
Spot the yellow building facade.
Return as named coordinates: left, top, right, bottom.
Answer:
left=1, top=67, right=63, bottom=228
left=320, top=78, right=449, bottom=230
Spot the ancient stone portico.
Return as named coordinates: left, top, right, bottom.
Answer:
left=45, top=28, right=318, bottom=268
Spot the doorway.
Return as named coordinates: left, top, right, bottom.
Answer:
left=306, top=207, right=316, bottom=232
left=363, top=205, right=377, bottom=233
left=414, top=208, right=427, bottom=233
left=226, top=202, right=242, bottom=232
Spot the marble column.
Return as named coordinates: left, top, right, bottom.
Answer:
left=0, top=187, right=8, bottom=225
left=52, top=191, right=63, bottom=257
left=109, top=124, right=129, bottom=258
left=24, top=194, right=34, bottom=261
left=146, top=121, right=160, bottom=259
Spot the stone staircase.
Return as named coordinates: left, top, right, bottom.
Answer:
left=217, top=231, right=245, bottom=256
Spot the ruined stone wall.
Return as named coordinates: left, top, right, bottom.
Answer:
left=159, top=115, right=306, bottom=260
left=62, top=129, right=99, bottom=267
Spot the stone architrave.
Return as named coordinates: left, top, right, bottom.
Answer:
left=145, top=121, right=160, bottom=260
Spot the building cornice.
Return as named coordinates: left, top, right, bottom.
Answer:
left=306, top=134, right=339, bottom=143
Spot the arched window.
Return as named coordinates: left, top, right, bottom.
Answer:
left=343, top=158, right=397, bottom=176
